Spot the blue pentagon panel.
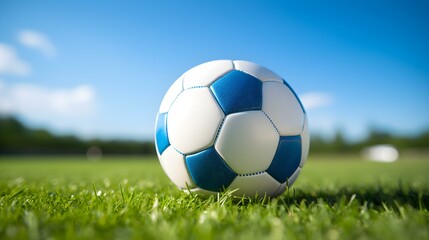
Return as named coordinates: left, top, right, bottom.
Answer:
left=210, top=70, right=262, bottom=115
left=266, top=136, right=302, bottom=183
left=185, top=147, right=237, bottom=192
left=155, top=113, right=169, bottom=155
left=282, top=79, right=305, bottom=113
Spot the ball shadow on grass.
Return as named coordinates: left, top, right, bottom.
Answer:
left=278, top=183, right=429, bottom=211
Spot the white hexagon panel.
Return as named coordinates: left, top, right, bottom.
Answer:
left=167, top=87, right=224, bottom=154
left=183, top=60, right=234, bottom=89
left=233, top=60, right=283, bottom=82
left=228, top=172, right=281, bottom=197
left=215, top=111, right=279, bottom=175
left=159, top=146, right=195, bottom=189
left=262, top=81, right=304, bottom=136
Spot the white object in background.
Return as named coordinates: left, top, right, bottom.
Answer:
left=362, top=144, right=399, bottom=163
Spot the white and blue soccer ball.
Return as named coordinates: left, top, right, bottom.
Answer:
left=155, top=60, right=309, bottom=197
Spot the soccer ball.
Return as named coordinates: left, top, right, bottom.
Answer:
left=155, top=60, right=309, bottom=197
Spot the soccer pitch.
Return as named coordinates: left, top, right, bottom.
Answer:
left=0, top=155, right=428, bottom=240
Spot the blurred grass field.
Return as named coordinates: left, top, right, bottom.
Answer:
left=0, top=155, right=428, bottom=240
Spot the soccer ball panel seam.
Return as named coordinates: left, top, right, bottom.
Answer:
left=171, top=145, right=185, bottom=156
left=262, top=110, right=280, bottom=135
left=237, top=170, right=266, bottom=177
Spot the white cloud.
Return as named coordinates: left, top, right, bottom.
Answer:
left=0, top=81, right=95, bottom=118
left=18, top=30, right=56, bottom=57
left=0, top=43, right=30, bottom=76
left=300, top=92, right=333, bottom=110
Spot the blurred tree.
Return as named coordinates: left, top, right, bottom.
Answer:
left=0, top=116, right=155, bottom=156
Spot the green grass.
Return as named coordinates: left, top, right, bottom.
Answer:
left=0, top=155, right=428, bottom=240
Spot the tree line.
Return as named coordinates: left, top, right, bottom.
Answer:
left=1, top=116, right=428, bottom=155
left=310, top=130, right=429, bottom=154
left=0, top=117, right=154, bottom=155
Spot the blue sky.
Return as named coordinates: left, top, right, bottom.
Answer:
left=0, top=0, right=428, bottom=141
